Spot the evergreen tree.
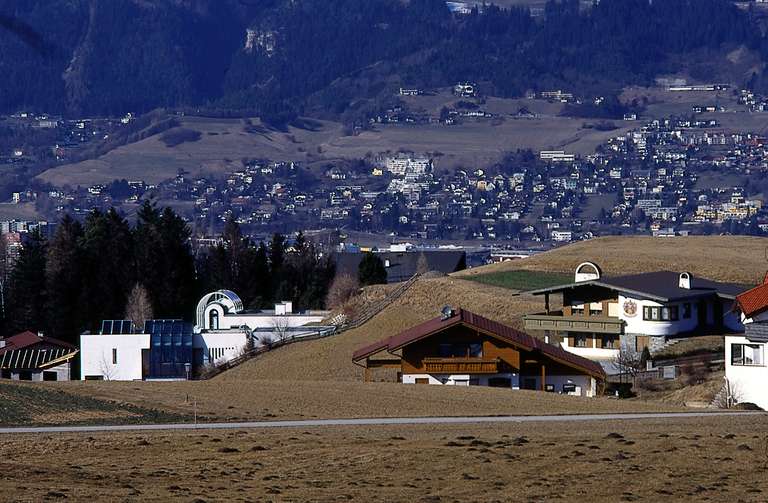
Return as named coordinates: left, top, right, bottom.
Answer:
left=134, top=201, right=198, bottom=318
left=45, top=214, right=85, bottom=342
left=6, top=230, right=47, bottom=334
left=358, top=252, right=387, bottom=286
left=79, top=209, right=134, bottom=331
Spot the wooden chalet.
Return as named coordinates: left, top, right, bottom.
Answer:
left=353, top=308, right=605, bottom=397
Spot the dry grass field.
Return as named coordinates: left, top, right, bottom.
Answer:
left=226, top=276, right=542, bottom=382
left=453, top=235, right=768, bottom=285
left=50, top=381, right=681, bottom=424
left=37, top=106, right=632, bottom=187
left=2, top=415, right=767, bottom=502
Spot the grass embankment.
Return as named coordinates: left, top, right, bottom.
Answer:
left=0, top=382, right=188, bottom=426
left=464, top=269, right=571, bottom=291
left=453, top=236, right=768, bottom=285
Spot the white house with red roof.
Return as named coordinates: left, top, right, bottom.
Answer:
left=726, top=275, right=768, bottom=410
left=0, top=331, right=78, bottom=381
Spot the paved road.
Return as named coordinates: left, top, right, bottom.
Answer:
left=0, top=411, right=763, bottom=435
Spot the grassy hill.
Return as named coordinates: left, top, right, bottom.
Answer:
left=454, top=236, right=768, bottom=286
left=37, top=108, right=630, bottom=187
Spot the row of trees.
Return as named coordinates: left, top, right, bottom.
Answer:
left=0, top=202, right=336, bottom=345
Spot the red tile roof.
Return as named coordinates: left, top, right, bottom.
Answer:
left=0, top=331, right=76, bottom=355
left=353, top=308, right=605, bottom=379
left=736, top=274, right=768, bottom=319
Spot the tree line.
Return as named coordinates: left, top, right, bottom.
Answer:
left=0, top=202, right=335, bottom=345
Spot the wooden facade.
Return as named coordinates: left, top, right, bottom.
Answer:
left=353, top=310, right=606, bottom=392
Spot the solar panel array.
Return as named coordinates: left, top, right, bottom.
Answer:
left=100, top=320, right=135, bottom=335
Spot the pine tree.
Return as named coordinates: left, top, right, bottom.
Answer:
left=6, top=230, right=47, bottom=334
left=45, top=214, right=85, bottom=342
left=358, top=252, right=387, bottom=286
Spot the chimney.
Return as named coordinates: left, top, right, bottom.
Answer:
left=679, top=272, right=692, bottom=290
left=440, top=305, right=455, bottom=320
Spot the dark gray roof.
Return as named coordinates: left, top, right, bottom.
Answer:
left=745, top=322, right=768, bottom=343
left=528, top=271, right=748, bottom=303
left=335, top=250, right=466, bottom=283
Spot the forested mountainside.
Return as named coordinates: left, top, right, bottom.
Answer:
left=0, top=0, right=763, bottom=120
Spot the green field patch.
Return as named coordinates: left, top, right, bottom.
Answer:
left=466, top=270, right=571, bottom=292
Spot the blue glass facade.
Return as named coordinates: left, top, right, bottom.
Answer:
left=145, top=319, right=193, bottom=379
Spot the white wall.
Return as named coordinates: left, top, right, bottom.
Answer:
left=618, top=295, right=699, bottom=336
left=725, top=335, right=768, bottom=410
left=202, top=304, right=326, bottom=331
left=80, top=333, right=150, bottom=381
left=195, top=331, right=249, bottom=365
left=560, top=340, right=619, bottom=361
left=400, top=373, right=597, bottom=397
left=402, top=373, right=521, bottom=388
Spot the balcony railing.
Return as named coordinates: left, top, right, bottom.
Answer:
left=523, top=312, right=624, bottom=334
left=422, top=357, right=501, bottom=374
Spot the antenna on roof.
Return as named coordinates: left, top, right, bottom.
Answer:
left=440, top=305, right=455, bottom=320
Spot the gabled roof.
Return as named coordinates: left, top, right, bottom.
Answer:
left=528, top=271, right=747, bottom=303
left=0, top=331, right=76, bottom=354
left=735, top=273, right=768, bottom=319
left=0, top=331, right=78, bottom=370
left=352, top=309, right=605, bottom=379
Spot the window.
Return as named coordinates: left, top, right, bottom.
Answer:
left=574, top=334, right=588, bottom=348
left=602, top=335, right=617, bottom=349
left=112, top=348, right=118, bottom=365
left=438, top=343, right=483, bottom=358
left=731, top=343, right=764, bottom=366
left=209, top=310, right=219, bottom=330
left=682, top=303, right=691, bottom=319
left=643, top=306, right=678, bottom=321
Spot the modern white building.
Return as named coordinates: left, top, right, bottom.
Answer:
left=725, top=278, right=768, bottom=409
left=524, top=262, right=746, bottom=371
left=80, top=291, right=331, bottom=381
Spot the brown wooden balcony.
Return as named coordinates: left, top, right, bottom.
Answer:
left=523, top=312, right=624, bottom=334
left=422, top=357, right=502, bottom=374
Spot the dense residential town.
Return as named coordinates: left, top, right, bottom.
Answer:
left=5, top=98, right=768, bottom=245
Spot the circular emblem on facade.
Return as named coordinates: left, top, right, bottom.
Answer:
left=623, top=299, right=637, bottom=317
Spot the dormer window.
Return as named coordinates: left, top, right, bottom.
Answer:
left=679, top=272, right=692, bottom=289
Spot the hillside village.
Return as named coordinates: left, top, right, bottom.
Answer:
left=0, top=236, right=766, bottom=413
left=5, top=85, right=768, bottom=247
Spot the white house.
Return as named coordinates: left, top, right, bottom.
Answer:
left=80, top=291, right=331, bottom=381
left=725, top=277, right=768, bottom=409
left=524, top=262, right=746, bottom=371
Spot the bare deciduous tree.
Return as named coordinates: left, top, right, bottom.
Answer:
left=416, top=252, right=430, bottom=274
left=613, top=346, right=642, bottom=386
left=125, top=283, right=153, bottom=330
left=271, top=316, right=291, bottom=344
left=99, top=352, right=118, bottom=381
left=325, top=273, right=359, bottom=310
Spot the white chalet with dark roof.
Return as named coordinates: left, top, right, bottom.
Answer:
left=524, top=263, right=746, bottom=367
